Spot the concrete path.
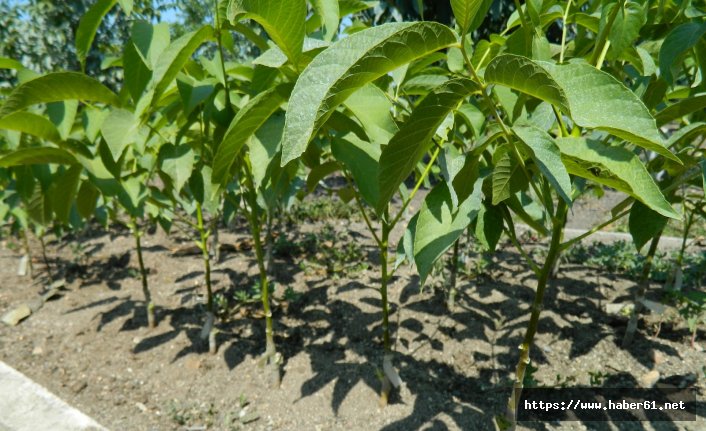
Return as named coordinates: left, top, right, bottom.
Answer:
left=0, top=361, right=107, bottom=431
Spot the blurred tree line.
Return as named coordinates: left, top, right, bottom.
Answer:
left=0, top=0, right=518, bottom=86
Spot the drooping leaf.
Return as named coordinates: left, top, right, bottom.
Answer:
left=629, top=201, right=667, bottom=252
left=557, top=137, right=679, bottom=219
left=0, top=57, right=25, bottom=71
left=0, top=73, right=120, bottom=119
left=212, top=83, right=292, bottom=185
left=451, top=0, right=493, bottom=36
left=0, top=112, right=61, bottom=143
left=49, top=165, right=82, bottom=224
left=281, top=22, right=458, bottom=165
left=659, top=22, right=706, bottom=85
left=513, top=122, right=572, bottom=205
left=228, top=0, right=306, bottom=63
left=0, top=147, right=77, bottom=167
left=414, top=178, right=483, bottom=283
left=542, top=62, right=680, bottom=163
left=160, top=144, right=196, bottom=193
left=484, top=54, right=569, bottom=112
left=377, top=78, right=480, bottom=212
left=331, top=134, right=381, bottom=207
left=76, top=0, right=118, bottom=70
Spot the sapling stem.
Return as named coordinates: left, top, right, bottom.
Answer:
left=131, top=219, right=156, bottom=329
left=379, top=217, right=394, bottom=406
left=22, top=227, right=33, bottom=278
left=196, top=202, right=217, bottom=354
left=242, top=162, right=280, bottom=387
left=447, top=238, right=460, bottom=311
left=39, top=233, right=53, bottom=282
left=622, top=232, right=662, bottom=348
left=502, top=199, right=568, bottom=429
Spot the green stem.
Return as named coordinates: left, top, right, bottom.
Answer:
left=22, top=227, right=34, bottom=278
left=590, top=0, right=623, bottom=66
left=622, top=231, right=662, bottom=348
left=389, top=144, right=441, bottom=229
left=379, top=216, right=393, bottom=406
left=559, top=0, right=572, bottom=64
left=196, top=202, right=213, bottom=313
left=243, top=161, right=279, bottom=387
left=503, top=199, right=568, bottom=428
left=132, top=218, right=155, bottom=329
left=38, top=233, right=53, bottom=282
left=447, top=238, right=460, bottom=310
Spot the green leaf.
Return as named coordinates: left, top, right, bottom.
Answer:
left=0, top=72, right=120, bottom=119
left=27, top=182, right=51, bottom=226
left=100, top=109, right=140, bottom=161
left=248, top=113, right=284, bottom=190
left=77, top=181, right=99, bottom=219
left=331, top=134, right=381, bottom=207
left=0, top=147, right=77, bottom=167
left=343, top=83, right=398, bottom=146
left=659, top=22, right=706, bottom=85
left=123, top=42, right=153, bottom=102
left=228, top=0, right=306, bottom=63
left=0, top=57, right=25, bottom=71
left=513, top=122, right=572, bottom=205
left=377, top=78, right=480, bottom=212
left=281, top=22, right=458, bottom=165
left=151, top=26, right=213, bottom=105
left=484, top=54, right=569, bottom=113
left=666, top=122, right=706, bottom=148
left=0, top=112, right=61, bottom=142
left=76, top=0, right=118, bottom=70
left=557, top=137, right=679, bottom=219
left=212, top=83, right=292, bottom=185
left=414, top=179, right=483, bottom=283
left=602, top=0, right=646, bottom=59
left=701, top=159, right=706, bottom=192
left=629, top=201, right=667, bottom=252
left=542, top=62, right=680, bottom=164
left=49, top=165, right=82, bottom=224
left=312, top=0, right=339, bottom=41
left=492, top=145, right=520, bottom=205
left=475, top=203, right=503, bottom=252
left=47, top=101, right=78, bottom=141
left=131, top=21, right=171, bottom=69
left=340, top=0, right=376, bottom=15
left=160, top=144, right=196, bottom=193
left=451, top=0, right=493, bottom=36
left=655, top=95, right=706, bottom=126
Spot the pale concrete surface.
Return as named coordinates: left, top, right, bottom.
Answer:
left=0, top=361, right=107, bottom=431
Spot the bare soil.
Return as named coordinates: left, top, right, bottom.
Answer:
left=0, top=209, right=704, bottom=431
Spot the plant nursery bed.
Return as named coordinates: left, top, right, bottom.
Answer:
left=0, top=215, right=704, bottom=431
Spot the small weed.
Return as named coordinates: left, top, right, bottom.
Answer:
left=288, top=196, right=357, bottom=222
left=565, top=241, right=706, bottom=288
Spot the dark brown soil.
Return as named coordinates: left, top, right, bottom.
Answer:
left=0, top=211, right=704, bottom=431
